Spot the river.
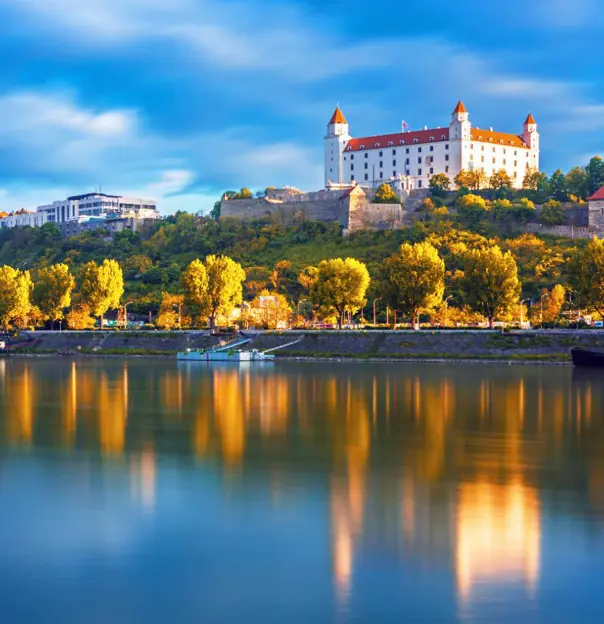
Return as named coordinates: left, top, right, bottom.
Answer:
left=0, top=358, right=603, bottom=622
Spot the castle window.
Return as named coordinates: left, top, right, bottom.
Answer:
left=351, top=154, right=354, bottom=160
left=393, top=160, right=396, bottom=166
left=406, top=158, right=410, bottom=165
left=430, top=167, right=434, bottom=174
left=365, top=174, right=369, bottom=181
left=393, top=171, right=397, bottom=177
left=380, top=161, right=383, bottom=168
left=365, top=163, right=368, bottom=170
left=413, top=139, right=418, bottom=143
left=379, top=151, right=383, bottom=157
left=445, top=154, right=449, bottom=161
left=406, top=148, right=410, bottom=154
left=445, top=144, right=449, bottom=150
left=429, top=146, right=434, bottom=152
left=388, top=142, right=393, bottom=146
left=418, top=180, right=422, bottom=188
left=441, top=135, right=446, bottom=140
left=365, top=153, right=368, bottom=159
left=417, top=157, right=421, bottom=164
left=418, top=168, right=422, bottom=175
left=429, top=137, right=434, bottom=142
left=418, top=147, right=422, bottom=153
left=375, top=143, right=380, bottom=148
left=445, top=166, right=449, bottom=173
left=392, top=149, right=396, bottom=155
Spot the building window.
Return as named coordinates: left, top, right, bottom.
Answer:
left=481, top=156, right=485, bottom=162
left=406, top=148, right=410, bottom=154
left=344, top=156, right=346, bottom=161
left=351, top=154, right=354, bottom=160
left=380, top=172, right=383, bottom=179
left=503, top=159, right=507, bottom=165
left=380, top=161, right=383, bottom=168
left=388, top=142, right=393, bottom=146
left=392, top=149, right=396, bottom=155
left=406, top=158, right=410, bottom=165
left=445, top=144, right=449, bottom=150
left=430, top=167, right=434, bottom=174
left=365, top=174, right=369, bottom=181
left=393, top=171, right=397, bottom=177
left=429, top=145, right=434, bottom=152
left=418, top=168, right=422, bottom=175
left=365, top=153, right=368, bottom=159
left=406, top=169, right=410, bottom=175
left=481, top=145, right=485, bottom=151
left=445, top=166, right=449, bottom=173
left=417, top=157, right=421, bottom=164
left=393, top=160, right=396, bottom=166
left=418, top=147, right=422, bottom=153
left=351, top=175, right=355, bottom=181
left=429, top=156, right=434, bottom=163
left=413, top=139, right=418, bottom=143
left=492, top=158, right=496, bottom=164
left=514, top=150, right=518, bottom=156
left=514, top=160, right=517, bottom=166
left=379, top=151, right=383, bottom=157
left=493, top=147, right=496, bottom=152
left=351, top=164, right=354, bottom=171
left=445, top=154, right=449, bottom=161
left=418, top=180, right=422, bottom=188
left=364, top=163, right=368, bottom=170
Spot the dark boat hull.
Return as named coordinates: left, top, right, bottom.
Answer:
left=571, top=348, right=604, bottom=368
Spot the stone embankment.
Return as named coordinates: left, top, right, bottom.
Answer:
left=5, top=329, right=604, bottom=363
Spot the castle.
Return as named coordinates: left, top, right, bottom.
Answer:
left=325, top=101, right=539, bottom=191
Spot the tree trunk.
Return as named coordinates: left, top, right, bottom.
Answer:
left=489, top=316, right=494, bottom=329
left=338, top=311, right=344, bottom=330
left=100, top=313, right=104, bottom=331
left=413, top=312, right=420, bottom=331
left=392, top=310, right=397, bottom=331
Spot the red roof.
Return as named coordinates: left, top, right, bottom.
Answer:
left=589, top=186, right=604, bottom=201
left=453, top=100, right=468, bottom=114
left=329, top=107, right=348, bottom=125
left=346, top=128, right=450, bottom=152
left=470, top=128, right=528, bottom=148
left=524, top=113, right=536, bottom=125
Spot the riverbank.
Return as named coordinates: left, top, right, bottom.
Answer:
left=3, top=329, right=604, bottom=363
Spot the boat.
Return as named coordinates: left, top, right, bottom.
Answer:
left=177, top=335, right=301, bottom=362
left=571, top=348, right=604, bottom=368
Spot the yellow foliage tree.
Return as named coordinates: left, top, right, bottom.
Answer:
left=33, top=263, right=75, bottom=328
left=489, top=168, right=513, bottom=191
left=533, top=284, right=566, bottom=324
left=379, top=242, right=445, bottom=329
left=247, top=290, right=293, bottom=329
left=80, top=259, right=124, bottom=328
left=182, top=259, right=209, bottom=316
left=455, top=168, right=487, bottom=190
left=461, top=246, right=521, bottom=328
left=156, top=293, right=187, bottom=329
left=309, top=258, right=370, bottom=328
left=204, top=255, right=246, bottom=328
left=66, top=304, right=95, bottom=330
left=0, top=266, right=33, bottom=329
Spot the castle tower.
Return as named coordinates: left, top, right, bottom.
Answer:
left=325, top=106, right=351, bottom=187
left=449, top=100, right=472, bottom=177
left=522, top=113, right=539, bottom=169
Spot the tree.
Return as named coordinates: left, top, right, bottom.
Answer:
left=429, top=173, right=451, bottom=196
left=461, top=245, right=521, bottom=328
left=210, top=201, right=221, bottom=220
left=456, top=193, right=489, bottom=221
left=568, top=237, right=604, bottom=319
left=374, top=182, right=399, bottom=203
left=540, top=200, right=565, bottom=225
left=379, top=242, right=445, bottom=330
left=247, top=290, right=293, bottom=329
left=33, top=263, right=75, bottom=328
left=549, top=169, right=569, bottom=202
left=66, top=304, right=95, bottom=330
left=455, top=168, right=487, bottom=190
left=566, top=167, right=589, bottom=200
left=0, top=266, right=33, bottom=329
left=586, top=156, right=604, bottom=196
left=536, top=284, right=566, bottom=324
left=156, top=293, right=186, bottom=329
left=489, top=168, right=513, bottom=192
left=80, top=259, right=124, bottom=328
left=204, top=255, right=246, bottom=328
left=234, top=188, right=253, bottom=200
left=522, top=167, right=549, bottom=192
left=182, top=259, right=209, bottom=315
left=309, top=258, right=370, bottom=329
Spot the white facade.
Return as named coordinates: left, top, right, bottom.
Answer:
left=324, top=102, right=540, bottom=191
left=1, top=192, right=159, bottom=230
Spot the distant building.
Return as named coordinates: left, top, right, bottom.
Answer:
left=324, top=101, right=540, bottom=190
left=0, top=191, right=160, bottom=234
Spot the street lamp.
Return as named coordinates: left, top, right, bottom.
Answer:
left=373, top=297, right=381, bottom=326
left=520, top=299, right=530, bottom=327
left=123, top=301, right=133, bottom=329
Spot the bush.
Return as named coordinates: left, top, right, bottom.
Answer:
left=540, top=200, right=565, bottom=225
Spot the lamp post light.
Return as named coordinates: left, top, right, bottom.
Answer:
left=123, top=301, right=133, bottom=329
left=520, top=299, right=530, bottom=328
left=373, top=297, right=381, bottom=326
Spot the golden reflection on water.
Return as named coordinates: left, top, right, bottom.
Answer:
left=1, top=361, right=604, bottom=608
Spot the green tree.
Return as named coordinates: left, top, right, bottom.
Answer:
left=379, top=242, right=445, bottom=329
left=586, top=156, right=604, bottom=195
left=33, top=263, right=75, bottom=328
left=566, top=166, right=589, bottom=200
left=234, top=188, right=253, bottom=200
left=204, top=255, right=246, bottom=328
left=210, top=201, right=221, bottom=220
left=0, top=266, right=33, bottom=329
left=568, top=237, right=604, bottom=318
left=374, top=182, right=399, bottom=203
left=309, top=258, right=370, bottom=329
left=429, top=173, right=451, bottom=196
left=461, top=245, right=521, bottom=328
left=182, top=258, right=209, bottom=318
left=549, top=169, right=569, bottom=202
left=80, top=259, right=124, bottom=328
left=540, top=200, right=565, bottom=225
left=456, top=193, right=489, bottom=223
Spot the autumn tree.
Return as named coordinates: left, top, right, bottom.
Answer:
left=522, top=167, right=549, bottom=192
left=182, top=259, right=209, bottom=316
left=489, top=168, right=513, bottom=192
left=455, top=168, right=487, bottom=190
left=0, top=266, right=33, bottom=329
left=204, top=255, right=246, bottom=328
left=374, top=182, right=399, bottom=204
left=66, top=304, right=95, bottom=330
left=33, top=263, right=75, bottom=328
left=461, top=246, right=521, bottom=328
left=379, top=242, right=445, bottom=330
left=308, top=258, right=370, bottom=329
left=429, top=173, right=451, bottom=196
left=156, top=293, right=186, bottom=329
left=80, top=259, right=124, bottom=328
left=247, top=290, right=292, bottom=329
left=568, top=237, right=604, bottom=318
left=535, top=284, right=566, bottom=325
left=540, top=200, right=565, bottom=225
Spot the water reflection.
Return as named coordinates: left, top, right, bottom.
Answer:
left=1, top=359, right=604, bottom=620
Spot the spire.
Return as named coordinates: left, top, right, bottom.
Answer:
left=328, top=106, right=348, bottom=125
left=524, top=112, right=536, bottom=125
left=452, top=100, right=468, bottom=114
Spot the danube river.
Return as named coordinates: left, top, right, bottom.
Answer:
left=1, top=358, right=604, bottom=622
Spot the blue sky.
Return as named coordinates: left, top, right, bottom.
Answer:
left=0, top=0, right=602, bottom=214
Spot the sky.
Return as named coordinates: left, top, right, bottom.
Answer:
left=0, top=0, right=602, bottom=214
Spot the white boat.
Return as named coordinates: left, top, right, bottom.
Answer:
left=177, top=335, right=301, bottom=362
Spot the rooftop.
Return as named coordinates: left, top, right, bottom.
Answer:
left=589, top=186, right=604, bottom=201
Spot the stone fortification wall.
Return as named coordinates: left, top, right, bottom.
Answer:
left=347, top=202, right=406, bottom=233
left=525, top=223, right=599, bottom=239
left=221, top=198, right=347, bottom=225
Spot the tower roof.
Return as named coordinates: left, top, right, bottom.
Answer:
left=524, top=112, right=537, bottom=125
left=452, top=100, right=468, bottom=114
left=328, top=106, right=348, bottom=125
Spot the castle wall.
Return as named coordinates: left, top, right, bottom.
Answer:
left=221, top=198, right=348, bottom=226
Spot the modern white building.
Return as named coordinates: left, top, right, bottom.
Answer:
left=1, top=192, right=159, bottom=231
left=324, top=101, right=540, bottom=191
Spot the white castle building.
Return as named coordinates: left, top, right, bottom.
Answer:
left=324, top=101, right=539, bottom=191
